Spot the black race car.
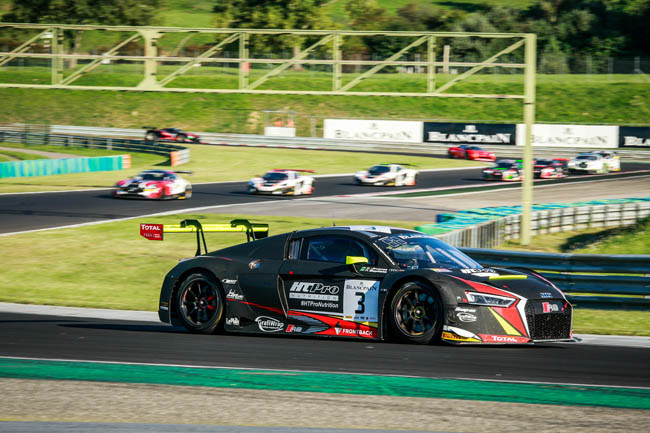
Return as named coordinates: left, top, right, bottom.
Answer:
left=144, top=127, right=200, bottom=143
left=142, top=220, right=573, bottom=345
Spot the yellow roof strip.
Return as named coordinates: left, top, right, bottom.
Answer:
left=489, top=275, right=527, bottom=280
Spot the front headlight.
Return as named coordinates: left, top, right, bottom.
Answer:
left=466, top=291, right=515, bottom=307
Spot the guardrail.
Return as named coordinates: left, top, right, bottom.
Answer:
left=425, top=199, right=650, bottom=248
left=460, top=247, right=650, bottom=309
left=0, top=127, right=190, bottom=166
left=19, top=124, right=650, bottom=160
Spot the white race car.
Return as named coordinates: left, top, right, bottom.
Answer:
left=354, top=164, right=418, bottom=186
left=568, top=151, right=621, bottom=174
left=248, top=169, right=315, bottom=195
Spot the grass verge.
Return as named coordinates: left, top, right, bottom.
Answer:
left=0, top=142, right=484, bottom=193
left=1, top=212, right=647, bottom=336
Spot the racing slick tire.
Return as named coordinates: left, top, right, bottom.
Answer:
left=145, top=132, right=157, bottom=142
left=388, top=281, right=443, bottom=345
left=176, top=134, right=187, bottom=142
left=176, top=272, right=224, bottom=334
left=181, top=186, right=192, bottom=199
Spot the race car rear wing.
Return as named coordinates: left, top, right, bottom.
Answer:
left=140, top=219, right=269, bottom=256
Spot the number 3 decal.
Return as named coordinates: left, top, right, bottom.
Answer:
left=355, top=291, right=365, bottom=314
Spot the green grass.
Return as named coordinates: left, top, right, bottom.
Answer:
left=1, top=212, right=646, bottom=335
left=0, top=148, right=48, bottom=161
left=0, top=213, right=427, bottom=311
left=0, top=142, right=484, bottom=193
left=1, top=72, right=648, bottom=133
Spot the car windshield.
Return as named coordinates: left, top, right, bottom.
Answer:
left=375, top=233, right=481, bottom=270
left=137, top=172, right=167, bottom=181
left=467, top=146, right=483, bottom=150
left=535, top=159, right=552, bottom=165
left=493, top=161, right=516, bottom=169
left=368, top=165, right=391, bottom=175
left=576, top=155, right=598, bottom=160
left=263, top=172, right=288, bottom=181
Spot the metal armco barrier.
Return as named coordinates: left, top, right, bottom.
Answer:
left=0, top=154, right=129, bottom=178
left=13, top=125, right=650, bottom=160
left=0, top=127, right=190, bottom=166
left=460, top=247, right=650, bottom=309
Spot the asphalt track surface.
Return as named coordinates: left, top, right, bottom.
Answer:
left=1, top=162, right=649, bottom=234
left=1, top=311, right=648, bottom=388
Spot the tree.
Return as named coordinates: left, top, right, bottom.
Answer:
left=4, top=0, right=160, bottom=66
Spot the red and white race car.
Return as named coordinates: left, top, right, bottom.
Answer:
left=113, top=169, right=192, bottom=200
left=447, top=145, right=496, bottom=161
left=248, top=169, right=315, bottom=195
left=533, top=158, right=569, bottom=179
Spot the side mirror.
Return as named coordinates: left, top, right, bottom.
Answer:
left=346, top=256, right=369, bottom=275
left=346, top=256, right=369, bottom=265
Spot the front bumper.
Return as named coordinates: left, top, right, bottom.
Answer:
left=113, top=188, right=161, bottom=199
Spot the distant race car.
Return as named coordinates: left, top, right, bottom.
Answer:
left=248, top=169, right=315, bottom=196
left=113, top=169, right=192, bottom=200
left=143, top=220, right=574, bottom=345
left=482, top=159, right=523, bottom=181
left=568, top=151, right=621, bottom=174
left=144, top=127, right=200, bottom=143
left=533, top=158, right=569, bottom=179
left=447, top=145, right=496, bottom=161
left=354, top=163, right=418, bottom=186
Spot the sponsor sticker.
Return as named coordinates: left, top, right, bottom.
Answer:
left=457, top=312, right=477, bottom=323
left=343, top=280, right=379, bottom=323
left=542, top=302, right=560, bottom=313
left=479, top=334, right=531, bottom=344
left=286, top=324, right=303, bottom=333
left=333, top=322, right=377, bottom=338
left=289, top=282, right=340, bottom=301
left=222, top=279, right=238, bottom=285
left=225, top=317, right=240, bottom=326
left=441, top=331, right=480, bottom=343
left=255, top=316, right=284, bottom=332
left=460, top=268, right=499, bottom=277
left=226, top=289, right=244, bottom=301
left=359, top=266, right=388, bottom=274
left=140, top=223, right=163, bottom=240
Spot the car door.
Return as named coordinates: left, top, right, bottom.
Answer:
left=278, top=234, right=386, bottom=338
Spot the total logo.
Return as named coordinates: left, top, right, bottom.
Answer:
left=255, top=316, right=284, bottom=332
left=140, top=224, right=161, bottom=231
left=290, top=282, right=339, bottom=294
left=226, top=289, right=244, bottom=301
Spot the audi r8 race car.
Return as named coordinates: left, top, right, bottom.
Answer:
left=568, top=151, right=621, bottom=174
left=113, top=169, right=192, bottom=200
left=144, top=127, right=200, bottom=143
left=143, top=220, right=573, bottom=345
left=447, top=145, right=496, bottom=162
left=482, top=159, right=523, bottom=181
left=354, top=164, right=418, bottom=186
left=533, top=158, right=569, bottom=179
left=248, top=169, right=315, bottom=195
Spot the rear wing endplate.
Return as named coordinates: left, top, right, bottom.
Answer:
left=140, top=219, right=269, bottom=256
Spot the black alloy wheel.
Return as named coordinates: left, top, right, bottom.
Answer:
left=176, top=272, right=224, bottom=334
left=389, top=281, right=442, bottom=344
left=176, top=134, right=187, bottom=142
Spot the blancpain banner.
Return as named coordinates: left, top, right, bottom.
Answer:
left=516, top=124, right=618, bottom=149
left=324, top=119, right=423, bottom=143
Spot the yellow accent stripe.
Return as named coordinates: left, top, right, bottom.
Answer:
left=489, top=275, right=528, bottom=280
left=489, top=308, right=521, bottom=336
